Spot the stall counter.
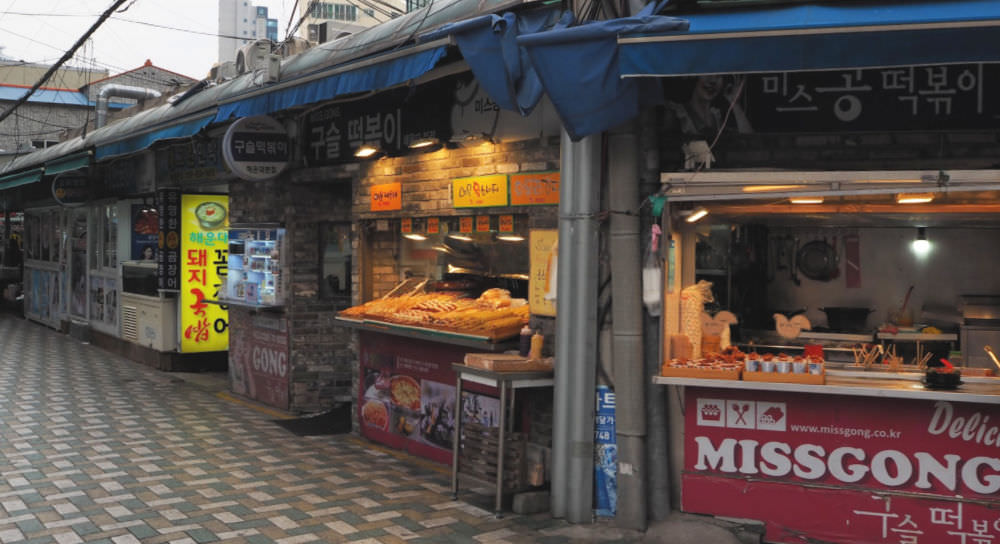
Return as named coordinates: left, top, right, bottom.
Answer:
left=660, top=372, right=1000, bottom=544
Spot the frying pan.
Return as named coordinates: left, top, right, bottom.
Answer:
left=797, top=240, right=839, bottom=281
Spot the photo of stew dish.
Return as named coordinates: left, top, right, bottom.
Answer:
left=194, top=201, right=227, bottom=230
left=390, top=375, right=421, bottom=411
left=361, top=399, right=389, bottom=430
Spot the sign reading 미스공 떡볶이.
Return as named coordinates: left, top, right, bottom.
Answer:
left=452, top=174, right=508, bottom=208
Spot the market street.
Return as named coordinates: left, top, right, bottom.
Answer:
left=0, top=312, right=633, bottom=544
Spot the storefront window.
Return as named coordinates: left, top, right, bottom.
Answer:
left=89, top=203, right=117, bottom=271
left=320, top=222, right=351, bottom=302
left=70, top=211, right=88, bottom=319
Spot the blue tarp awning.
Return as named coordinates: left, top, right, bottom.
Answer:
left=518, top=15, right=688, bottom=140
left=619, top=0, right=1000, bottom=76
left=96, top=114, right=215, bottom=160
left=0, top=168, right=43, bottom=191
left=214, top=42, right=449, bottom=121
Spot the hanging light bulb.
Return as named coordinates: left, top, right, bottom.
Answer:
left=912, top=227, right=931, bottom=255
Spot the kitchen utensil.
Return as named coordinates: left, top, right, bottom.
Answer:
left=797, top=240, right=839, bottom=281
left=791, top=237, right=801, bottom=286
left=889, top=285, right=915, bottom=326
left=984, top=345, right=1000, bottom=371
left=820, top=306, right=874, bottom=331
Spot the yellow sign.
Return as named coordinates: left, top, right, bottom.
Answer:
left=511, top=172, right=560, bottom=206
left=452, top=174, right=508, bottom=208
left=370, top=182, right=402, bottom=211
left=459, top=216, right=473, bottom=233
left=427, top=217, right=440, bottom=234
left=499, top=215, right=514, bottom=233
left=529, top=229, right=558, bottom=317
left=180, top=194, right=230, bottom=353
left=401, top=217, right=412, bottom=233
left=476, top=216, right=491, bottom=232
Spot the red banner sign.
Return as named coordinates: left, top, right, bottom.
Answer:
left=229, top=311, right=289, bottom=410
left=684, top=388, right=1000, bottom=544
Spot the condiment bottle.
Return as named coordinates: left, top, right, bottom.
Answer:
left=519, top=326, right=533, bottom=357
left=529, top=332, right=544, bottom=360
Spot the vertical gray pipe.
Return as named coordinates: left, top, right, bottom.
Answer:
left=608, top=124, right=647, bottom=530
left=550, top=129, right=601, bottom=523
left=640, top=111, right=671, bottom=518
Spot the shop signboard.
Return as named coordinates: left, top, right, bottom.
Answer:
left=475, top=215, right=491, bottom=232
left=427, top=217, right=439, bottom=234
left=304, top=78, right=454, bottom=166
left=229, top=311, right=289, bottom=410
left=683, top=388, right=1000, bottom=544
left=51, top=173, right=89, bottom=207
left=510, top=172, right=560, bottom=206
left=155, top=139, right=228, bottom=184
left=744, top=63, right=1000, bottom=132
left=157, top=188, right=182, bottom=291
left=179, top=194, right=229, bottom=353
left=452, top=174, right=508, bottom=208
left=370, top=182, right=402, bottom=211
left=222, top=115, right=290, bottom=181
left=529, top=229, right=558, bottom=317
left=106, top=151, right=155, bottom=195
left=459, top=216, right=474, bottom=233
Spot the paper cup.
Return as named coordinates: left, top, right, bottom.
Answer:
left=777, top=361, right=792, bottom=373
left=808, top=362, right=823, bottom=375
left=745, top=359, right=760, bottom=372
left=793, top=361, right=807, bottom=374
left=761, top=360, right=775, bottom=373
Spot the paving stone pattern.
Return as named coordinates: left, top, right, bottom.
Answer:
left=0, top=314, right=604, bottom=543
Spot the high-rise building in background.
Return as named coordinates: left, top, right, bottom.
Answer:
left=218, top=0, right=279, bottom=65
left=296, top=0, right=405, bottom=45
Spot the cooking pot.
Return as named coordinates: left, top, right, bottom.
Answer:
left=820, top=306, right=874, bottom=331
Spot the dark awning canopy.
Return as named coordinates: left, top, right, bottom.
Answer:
left=619, top=0, right=1000, bottom=77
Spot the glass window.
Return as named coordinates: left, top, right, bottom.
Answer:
left=320, top=222, right=352, bottom=302
left=407, top=0, right=429, bottom=12
left=89, top=203, right=117, bottom=271
left=334, top=3, right=356, bottom=21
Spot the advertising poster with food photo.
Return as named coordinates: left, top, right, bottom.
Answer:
left=358, top=331, right=492, bottom=464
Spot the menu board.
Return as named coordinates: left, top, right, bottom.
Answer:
left=179, top=194, right=229, bottom=353
left=226, top=227, right=285, bottom=307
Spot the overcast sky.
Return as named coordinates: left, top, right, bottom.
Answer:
left=0, top=0, right=293, bottom=83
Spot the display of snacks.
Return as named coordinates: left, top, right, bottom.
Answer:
left=337, top=287, right=530, bottom=341
left=661, top=347, right=827, bottom=384
left=661, top=348, right=744, bottom=380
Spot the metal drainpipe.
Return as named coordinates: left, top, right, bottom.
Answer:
left=640, top=111, right=671, bottom=518
left=551, top=129, right=601, bottom=523
left=608, top=122, right=647, bottom=530
left=96, top=84, right=162, bottom=128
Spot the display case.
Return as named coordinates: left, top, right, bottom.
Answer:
left=225, top=227, right=286, bottom=308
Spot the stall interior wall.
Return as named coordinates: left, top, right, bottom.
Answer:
left=230, top=174, right=354, bottom=413
left=767, top=226, right=1000, bottom=330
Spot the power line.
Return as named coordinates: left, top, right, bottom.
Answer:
left=0, top=0, right=131, bottom=128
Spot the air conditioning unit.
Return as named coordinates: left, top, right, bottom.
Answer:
left=235, top=39, right=281, bottom=82
left=236, top=39, right=272, bottom=73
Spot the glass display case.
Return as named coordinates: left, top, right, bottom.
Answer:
left=226, top=227, right=286, bottom=307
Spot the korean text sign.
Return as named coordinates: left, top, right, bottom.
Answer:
left=684, top=388, right=1000, bottom=544
left=452, top=174, right=508, bottom=208
left=180, top=194, right=229, bottom=353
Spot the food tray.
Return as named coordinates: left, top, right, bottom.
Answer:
left=660, top=366, right=742, bottom=380
left=743, top=371, right=826, bottom=385
left=463, top=354, right=554, bottom=372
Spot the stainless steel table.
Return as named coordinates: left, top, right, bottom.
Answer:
left=449, top=363, right=553, bottom=518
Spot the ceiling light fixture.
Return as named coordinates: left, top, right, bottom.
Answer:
left=407, top=137, right=440, bottom=149
left=402, top=233, right=427, bottom=241
left=354, top=144, right=380, bottom=158
left=741, top=184, right=807, bottom=193
left=912, top=227, right=931, bottom=255
left=790, top=196, right=824, bottom=204
left=896, top=193, right=934, bottom=204
left=447, top=234, right=473, bottom=242
left=496, top=234, right=525, bottom=242
left=684, top=207, right=709, bottom=223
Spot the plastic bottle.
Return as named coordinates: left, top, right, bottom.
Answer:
left=529, top=333, right=544, bottom=360
left=519, top=326, right=533, bottom=357
left=642, top=225, right=662, bottom=316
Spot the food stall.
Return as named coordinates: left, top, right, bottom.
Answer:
left=658, top=171, right=1000, bottom=544
left=337, top=219, right=538, bottom=465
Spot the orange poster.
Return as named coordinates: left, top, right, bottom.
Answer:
left=370, top=183, right=402, bottom=211
left=511, top=172, right=560, bottom=206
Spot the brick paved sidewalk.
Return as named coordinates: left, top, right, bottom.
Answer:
left=0, top=314, right=637, bottom=543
